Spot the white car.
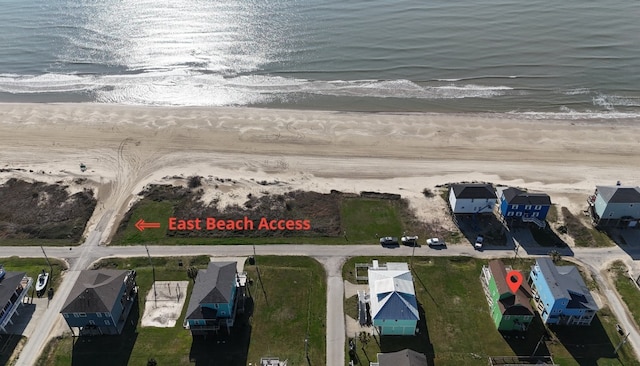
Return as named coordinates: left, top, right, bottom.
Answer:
left=401, top=235, right=419, bottom=246
left=427, top=238, right=445, bottom=247
left=474, top=234, right=484, bottom=249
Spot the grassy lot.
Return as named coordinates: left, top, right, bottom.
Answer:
left=610, top=261, right=640, bottom=328
left=112, top=196, right=413, bottom=245
left=547, top=204, right=559, bottom=224
left=113, top=200, right=175, bottom=244
left=342, top=256, right=638, bottom=366
left=561, top=207, right=614, bottom=247
left=0, top=239, right=84, bottom=246
left=244, top=256, right=326, bottom=365
left=0, top=256, right=68, bottom=293
left=36, top=255, right=326, bottom=366
left=340, top=198, right=404, bottom=242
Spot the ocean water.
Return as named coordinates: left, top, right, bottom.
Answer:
left=0, top=0, right=639, bottom=118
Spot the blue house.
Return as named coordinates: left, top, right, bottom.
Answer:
left=368, top=261, right=419, bottom=336
left=528, top=258, right=597, bottom=326
left=587, top=185, right=640, bottom=228
left=61, top=269, right=137, bottom=336
left=498, top=187, right=551, bottom=228
left=184, top=262, right=241, bottom=335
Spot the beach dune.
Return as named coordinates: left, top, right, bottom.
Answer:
left=1, top=103, right=640, bottom=237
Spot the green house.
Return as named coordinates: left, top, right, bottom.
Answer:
left=480, top=260, right=535, bottom=331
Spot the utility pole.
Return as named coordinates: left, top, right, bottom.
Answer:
left=40, top=245, right=53, bottom=275
left=144, top=243, right=157, bottom=306
left=614, top=332, right=631, bottom=354
left=411, top=241, right=416, bottom=271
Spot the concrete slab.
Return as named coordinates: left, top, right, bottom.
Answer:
left=344, top=280, right=368, bottom=299
left=2, top=296, right=49, bottom=337
left=141, top=281, right=189, bottom=328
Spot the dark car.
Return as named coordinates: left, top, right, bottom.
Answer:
left=379, top=236, right=399, bottom=247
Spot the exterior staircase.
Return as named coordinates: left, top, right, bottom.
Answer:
left=522, top=215, right=546, bottom=228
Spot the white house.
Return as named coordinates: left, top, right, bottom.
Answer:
left=448, top=183, right=497, bottom=214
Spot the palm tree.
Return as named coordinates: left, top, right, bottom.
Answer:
left=548, top=250, right=562, bottom=263
left=187, top=266, right=198, bottom=282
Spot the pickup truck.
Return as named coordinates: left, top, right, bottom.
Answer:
left=401, top=236, right=419, bottom=246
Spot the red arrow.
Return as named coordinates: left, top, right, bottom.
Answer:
left=135, top=218, right=161, bottom=232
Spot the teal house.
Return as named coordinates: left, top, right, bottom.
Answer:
left=368, top=261, right=419, bottom=336
left=184, top=262, right=239, bottom=335
left=588, top=184, right=640, bottom=228
left=480, top=260, right=535, bottom=331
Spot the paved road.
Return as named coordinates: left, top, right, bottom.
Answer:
left=13, top=211, right=112, bottom=366
left=4, top=242, right=640, bottom=366
left=314, top=256, right=347, bottom=366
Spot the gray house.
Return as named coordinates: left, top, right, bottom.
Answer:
left=370, top=349, right=428, bottom=366
left=61, top=269, right=137, bottom=336
left=588, top=185, right=640, bottom=228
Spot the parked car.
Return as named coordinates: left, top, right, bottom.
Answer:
left=401, top=235, right=419, bottom=246
left=427, top=238, right=445, bottom=247
left=474, top=234, right=484, bottom=250
left=379, top=236, right=399, bottom=246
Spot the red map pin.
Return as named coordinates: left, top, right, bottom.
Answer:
left=506, top=270, right=523, bottom=293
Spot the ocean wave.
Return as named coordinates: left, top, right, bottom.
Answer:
left=0, top=73, right=99, bottom=93
left=0, top=71, right=516, bottom=104
left=508, top=108, right=640, bottom=120
left=563, top=88, right=591, bottom=95
left=435, top=75, right=520, bottom=82
left=593, top=94, right=640, bottom=109
left=2, top=72, right=639, bottom=120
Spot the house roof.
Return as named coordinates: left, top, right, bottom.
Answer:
left=0, top=270, right=26, bottom=309
left=534, top=258, right=598, bottom=310
left=376, top=349, right=428, bottom=366
left=502, top=187, right=551, bottom=206
left=488, top=260, right=534, bottom=315
left=368, top=263, right=419, bottom=321
left=61, top=270, right=128, bottom=313
left=185, top=262, right=237, bottom=320
left=596, top=185, right=640, bottom=204
left=451, top=183, right=496, bottom=199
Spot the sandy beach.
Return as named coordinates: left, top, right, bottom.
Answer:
left=1, top=103, right=640, bottom=240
